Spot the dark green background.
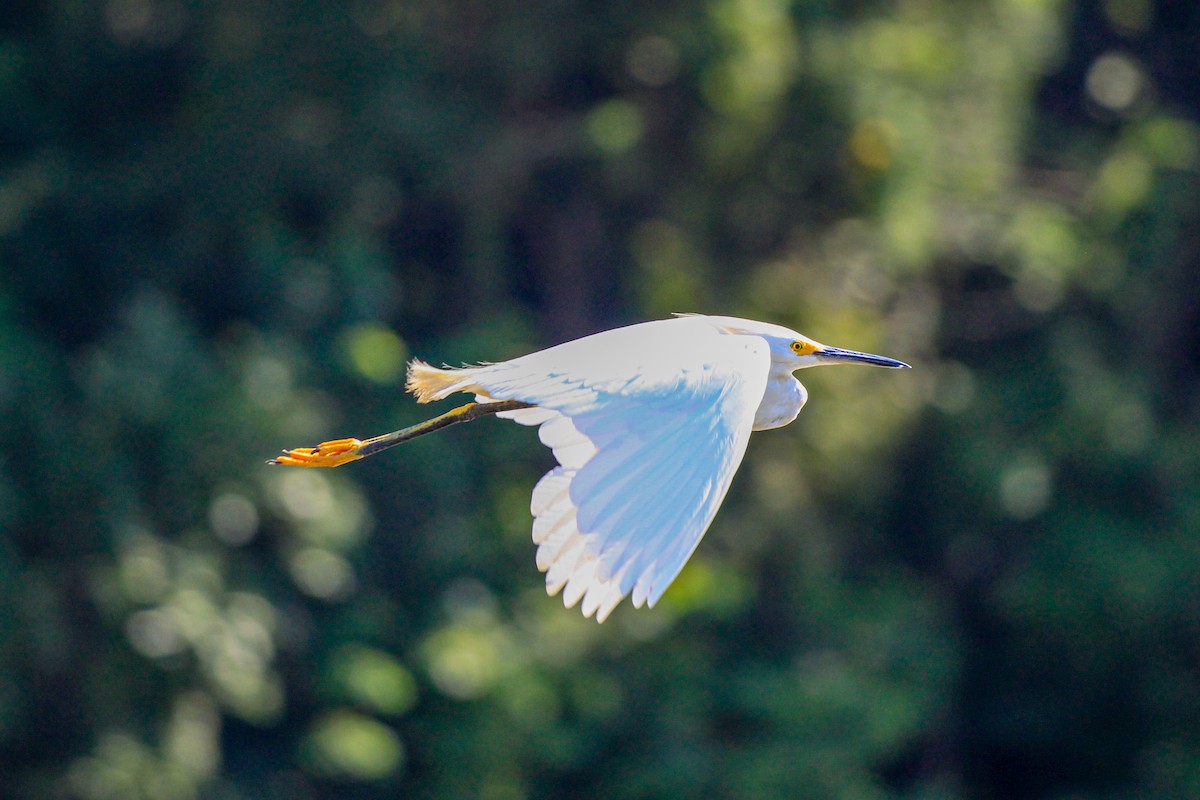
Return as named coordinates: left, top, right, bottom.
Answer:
left=2, top=0, right=1198, bottom=797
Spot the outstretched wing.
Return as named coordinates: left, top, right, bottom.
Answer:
left=457, top=317, right=770, bottom=622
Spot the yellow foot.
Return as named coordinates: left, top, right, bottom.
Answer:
left=268, top=437, right=365, bottom=468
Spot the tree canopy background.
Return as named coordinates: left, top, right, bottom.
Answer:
left=2, top=0, right=1198, bottom=798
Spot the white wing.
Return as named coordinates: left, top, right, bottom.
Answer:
left=451, top=317, right=770, bottom=622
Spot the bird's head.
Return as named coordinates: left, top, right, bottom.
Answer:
left=699, top=315, right=911, bottom=372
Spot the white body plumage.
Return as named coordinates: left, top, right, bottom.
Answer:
left=407, top=314, right=908, bottom=622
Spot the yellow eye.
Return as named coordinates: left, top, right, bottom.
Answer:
left=791, top=341, right=814, bottom=355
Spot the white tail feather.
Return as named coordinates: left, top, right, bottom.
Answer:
left=405, top=359, right=484, bottom=403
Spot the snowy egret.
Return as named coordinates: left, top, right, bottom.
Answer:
left=271, top=315, right=909, bottom=621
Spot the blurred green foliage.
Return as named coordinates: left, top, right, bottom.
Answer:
left=1, top=0, right=1198, bottom=797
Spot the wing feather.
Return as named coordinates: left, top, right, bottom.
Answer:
left=577, top=424, right=707, bottom=580
left=529, top=468, right=571, bottom=516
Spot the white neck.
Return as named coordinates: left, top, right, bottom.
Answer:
left=753, top=368, right=808, bottom=431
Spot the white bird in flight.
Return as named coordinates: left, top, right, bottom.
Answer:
left=271, top=315, right=909, bottom=622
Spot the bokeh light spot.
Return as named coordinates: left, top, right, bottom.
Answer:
left=1086, top=52, right=1143, bottom=112
left=304, top=710, right=404, bottom=780
left=999, top=455, right=1053, bottom=520
left=165, top=691, right=220, bottom=779
left=1137, top=116, right=1200, bottom=170
left=289, top=548, right=356, bottom=600
left=208, top=493, right=259, bottom=546
left=331, top=645, right=419, bottom=716
left=1093, top=149, right=1153, bottom=218
left=585, top=99, right=644, bottom=154
left=342, top=323, right=407, bottom=384
left=126, top=609, right=186, bottom=659
left=277, top=470, right=335, bottom=520
left=422, top=623, right=511, bottom=700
